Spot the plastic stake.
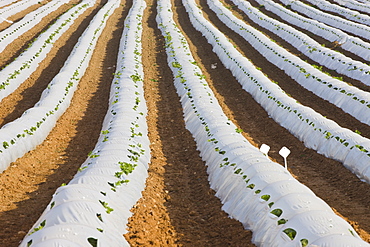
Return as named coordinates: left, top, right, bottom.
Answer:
left=279, top=146, right=290, bottom=169
left=260, top=144, right=270, bottom=158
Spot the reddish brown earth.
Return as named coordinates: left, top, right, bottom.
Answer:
left=0, top=0, right=369, bottom=246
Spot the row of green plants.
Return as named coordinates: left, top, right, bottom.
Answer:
left=0, top=0, right=19, bottom=8
left=331, top=0, right=370, bottom=13
left=256, top=0, right=370, bottom=61
left=210, top=0, right=370, bottom=126
left=0, top=0, right=64, bottom=52
left=304, top=0, right=370, bottom=25
left=272, top=0, right=345, bottom=41
left=284, top=0, right=370, bottom=41
left=191, top=0, right=370, bottom=183
left=0, top=0, right=93, bottom=101
left=232, top=0, right=370, bottom=85
left=157, top=0, right=366, bottom=246
left=21, top=1, right=150, bottom=246
left=0, top=0, right=110, bottom=174
left=0, top=0, right=34, bottom=21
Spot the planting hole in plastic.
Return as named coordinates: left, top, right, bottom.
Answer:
left=88, top=237, right=98, bottom=247
left=234, top=168, right=242, bottom=174
left=247, top=183, right=255, bottom=189
left=277, top=218, right=288, bottom=225
left=96, top=213, right=103, bottom=222
left=261, top=194, right=270, bottom=201
left=300, top=239, right=309, bottom=247
left=270, top=208, right=283, bottom=217
left=283, top=228, right=297, bottom=240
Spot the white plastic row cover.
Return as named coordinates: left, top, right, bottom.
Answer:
left=232, top=0, right=370, bottom=85
left=194, top=0, right=370, bottom=183
left=0, top=0, right=18, bottom=8
left=210, top=0, right=370, bottom=125
left=159, top=0, right=369, bottom=246
left=21, top=0, right=148, bottom=246
left=0, top=0, right=95, bottom=102
left=0, top=0, right=100, bottom=174
left=306, top=0, right=370, bottom=26
left=257, top=0, right=370, bottom=61
left=288, top=0, right=370, bottom=40
left=332, top=0, right=370, bottom=14
left=0, top=0, right=34, bottom=20
left=0, top=0, right=65, bottom=53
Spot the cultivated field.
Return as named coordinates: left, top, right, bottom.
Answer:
left=1, top=0, right=370, bottom=246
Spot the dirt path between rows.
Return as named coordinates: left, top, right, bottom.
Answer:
left=124, top=0, right=255, bottom=245
left=0, top=0, right=369, bottom=246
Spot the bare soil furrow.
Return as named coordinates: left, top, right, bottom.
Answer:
left=174, top=0, right=370, bottom=242
left=125, top=0, right=255, bottom=245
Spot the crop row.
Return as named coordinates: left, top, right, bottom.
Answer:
left=233, top=0, right=370, bottom=85
left=20, top=1, right=149, bottom=245
left=0, top=0, right=19, bottom=9
left=0, top=0, right=65, bottom=54
left=158, top=0, right=368, bottom=246
left=0, top=0, right=95, bottom=173
left=258, top=0, right=370, bottom=60
left=211, top=0, right=370, bottom=126
left=305, top=0, right=370, bottom=25
left=333, top=0, right=370, bottom=13
left=280, top=0, right=370, bottom=40
left=0, top=0, right=34, bottom=22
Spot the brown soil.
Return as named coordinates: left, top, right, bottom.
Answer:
left=0, top=0, right=369, bottom=246
left=124, top=1, right=254, bottom=246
